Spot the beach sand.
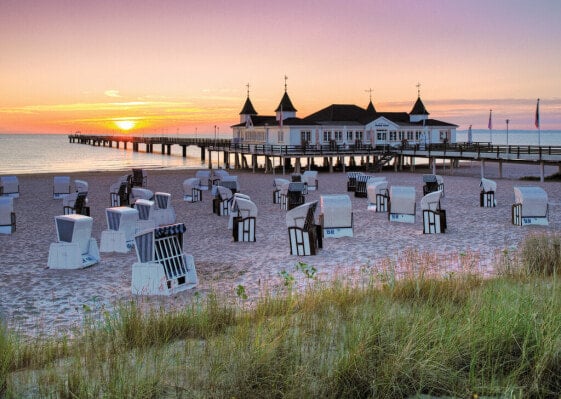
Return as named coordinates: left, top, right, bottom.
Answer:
left=1, top=161, right=560, bottom=337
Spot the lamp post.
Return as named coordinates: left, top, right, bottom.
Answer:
left=214, top=125, right=217, bottom=146
left=505, top=119, right=510, bottom=153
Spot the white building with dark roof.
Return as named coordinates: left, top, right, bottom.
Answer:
left=232, top=85, right=458, bottom=148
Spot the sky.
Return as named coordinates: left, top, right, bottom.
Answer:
left=1, top=0, right=560, bottom=135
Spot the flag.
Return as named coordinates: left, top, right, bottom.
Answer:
left=488, top=109, right=492, bottom=130
left=535, top=98, right=540, bottom=129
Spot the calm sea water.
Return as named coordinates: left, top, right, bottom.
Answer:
left=1, top=130, right=560, bottom=175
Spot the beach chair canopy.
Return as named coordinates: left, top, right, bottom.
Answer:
left=74, top=179, right=88, bottom=193
left=234, top=197, right=258, bottom=218
left=131, top=188, right=154, bottom=203
left=480, top=178, right=497, bottom=193
left=105, top=206, right=138, bottom=239
left=54, top=214, right=94, bottom=255
left=286, top=201, right=317, bottom=229
left=53, top=176, right=71, bottom=197
left=213, top=169, right=230, bottom=179
left=134, top=199, right=155, bottom=220
left=420, top=190, right=443, bottom=211
left=195, top=170, right=211, bottom=180
left=183, top=178, right=201, bottom=192
left=514, top=186, right=548, bottom=217
left=220, top=175, right=239, bottom=191
left=0, top=176, right=19, bottom=196
left=216, top=186, right=233, bottom=201
left=154, top=192, right=172, bottom=210
left=367, top=180, right=388, bottom=203
left=274, top=178, right=290, bottom=188
left=320, top=195, right=352, bottom=228
left=390, top=186, right=416, bottom=214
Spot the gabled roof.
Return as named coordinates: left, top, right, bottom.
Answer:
left=239, top=97, right=258, bottom=115
left=275, top=92, right=297, bottom=112
left=410, top=97, right=429, bottom=115
left=368, top=112, right=411, bottom=125
left=305, top=104, right=367, bottom=123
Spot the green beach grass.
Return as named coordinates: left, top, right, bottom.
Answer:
left=1, top=233, right=561, bottom=398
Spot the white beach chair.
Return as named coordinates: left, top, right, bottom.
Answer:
left=302, top=170, right=319, bottom=191
left=213, top=186, right=233, bottom=216
left=195, top=170, right=211, bottom=190
left=422, top=174, right=439, bottom=196
left=286, top=201, right=322, bottom=256
left=480, top=178, right=497, bottom=207
left=319, top=194, right=353, bottom=238
left=100, top=206, right=139, bottom=253
left=273, top=178, right=290, bottom=204
left=346, top=172, right=363, bottom=192
left=220, top=175, right=240, bottom=194
left=47, top=214, right=100, bottom=269
left=110, top=174, right=131, bottom=207
left=131, top=223, right=198, bottom=295
left=0, top=197, right=16, bottom=234
left=232, top=197, right=258, bottom=242
left=183, top=178, right=202, bottom=202
left=512, top=186, right=548, bottom=226
left=421, top=190, right=446, bottom=234
left=62, top=191, right=90, bottom=216
left=228, top=193, right=251, bottom=230
left=134, top=199, right=156, bottom=232
left=284, top=182, right=307, bottom=211
left=367, top=180, right=389, bottom=212
left=0, top=176, right=19, bottom=198
left=153, top=192, right=176, bottom=226
left=389, top=186, right=416, bottom=223
left=53, top=176, right=71, bottom=199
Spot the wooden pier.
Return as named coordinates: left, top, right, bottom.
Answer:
left=68, top=134, right=561, bottom=181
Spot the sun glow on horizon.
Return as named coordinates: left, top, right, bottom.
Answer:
left=114, top=120, right=136, bottom=131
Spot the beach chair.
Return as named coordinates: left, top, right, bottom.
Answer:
left=0, top=176, right=19, bottom=198
left=356, top=176, right=385, bottom=198
left=73, top=179, right=88, bottom=194
left=346, top=172, right=363, bottom=192
left=367, top=180, right=389, bottom=212
left=130, top=187, right=154, bottom=206
left=232, top=197, right=258, bottom=242
left=213, top=186, right=233, bottom=216
left=319, top=194, right=353, bottom=238
left=53, top=176, right=71, bottom=199
left=100, top=206, right=139, bottom=253
left=0, top=197, right=16, bottom=234
left=153, top=192, right=176, bottom=226
left=47, top=214, right=100, bottom=269
left=480, top=178, right=497, bottom=207
left=284, top=182, right=306, bottom=210
left=62, top=192, right=90, bottom=216
left=109, top=175, right=131, bottom=207
left=131, top=223, right=198, bottom=295
left=291, top=173, right=302, bottom=182
left=220, top=175, right=240, bottom=194
left=212, top=169, right=230, bottom=187
left=286, top=201, right=322, bottom=256
left=436, top=175, right=445, bottom=197
left=273, top=178, right=290, bottom=204
left=421, top=190, right=446, bottom=234
left=422, top=174, right=439, bottom=196
left=512, top=186, right=548, bottom=226
left=131, top=168, right=147, bottom=187
left=134, top=199, right=156, bottom=232
left=195, top=170, right=212, bottom=190
left=183, top=178, right=202, bottom=202
left=388, top=186, right=416, bottom=223
left=228, top=193, right=251, bottom=230
left=302, top=171, right=318, bottom=191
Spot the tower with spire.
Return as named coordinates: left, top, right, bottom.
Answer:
left=239, top=83, right=258, bottom=124
left=409, top=82, right=429, bottom=123
left=275, top=76, right=297, bottom=124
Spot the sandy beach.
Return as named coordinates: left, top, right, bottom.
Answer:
left=1, top=161, right=560, bottom=337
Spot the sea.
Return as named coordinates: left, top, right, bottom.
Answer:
left=1, top=130, right=560, bottom=175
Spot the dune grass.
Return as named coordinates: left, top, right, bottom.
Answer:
left=2, top=233, right=561, bottom=398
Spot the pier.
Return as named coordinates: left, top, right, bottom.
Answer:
left=68, top=134, right=561, bottom=181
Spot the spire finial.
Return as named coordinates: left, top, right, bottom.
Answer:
left=284, top=75, right=288, bottom=92
left=416, top=82, right=421, bottom=97
left=365, top=88, right=373, bottom=101
left=246, top=83, right=250, bottom=98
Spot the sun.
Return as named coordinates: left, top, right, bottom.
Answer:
left=114, top=120, right=136, bottom=131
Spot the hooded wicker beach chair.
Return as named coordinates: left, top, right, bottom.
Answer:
left=480, top=178, right=497, bottom=207
left=100, top=206, right=139, bottom=253
left=282, top=182, right=306, bottom=210
left=213, top=186, right=233, bottom=216
left=195, top=170, right=212, bottom=190
left=47, top=214, right=100, bottom=269
left=367, top=180, right=389, bottom=212
left=388, top=186, right=416, bottom=223
left=228, top=193, right=251, bottom=230
left=286, top=201, right=322, bottom=256
left=183, top=177, right=203, bottom=202
left=134, top=198, right=156, bottom=232
left=346, top=172, right=363, bottom=192
left=109, top=175, right=132, bottom=207
left=302, top=171, right=318, bottom=191
left=220, top=175, right=240, bottom=194
left=153, top=192, right=176, bottom=226
left=53, top=176, right=71, bottom=199
left=422, top=174, right=439, bottom=196
left=273, top=178, right=290, bottom=204
left=232, top=197, right=258, bottom=242
left=319, top=194, right=353, bottom=238
left=131, top=223, right=198, bottom=295
left=0, top=176, right=19, bottom=198
left=131, top=168, right=147, bottom=188
left=421, top=190, right=446, bottom=234
left=0, top=197, right=16, bottom=234
left=512, top=186, right=548, bottom=226
left=62, top=192, right=90, bottom=216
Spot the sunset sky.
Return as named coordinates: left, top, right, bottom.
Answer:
left=1, top=0, right=560, bottom=135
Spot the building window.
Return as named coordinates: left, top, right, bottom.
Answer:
left=323, top=131, right=331, bottom=142
left=389, top=131, right=397, bottom=141
left=278, top=130, right=284, bottom=143
left=300, top=130, right=311, bottom=142
left=377, top=131, right=387, bottom=141
left=334, top=131, right=343, bottom=142
left=347, top=131, right=353, bottom=141
left=356, top=131, right=363, bottom=141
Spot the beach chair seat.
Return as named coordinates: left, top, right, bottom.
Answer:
left=286, top=201, right=322, bottom=256
left=131, top=223, right=198, bottom=295
left=0, top=176, right=19, bottom=198
left=134, top=199, right=156, bottom=232
left=480, top=178, right=497, bottom=207
left=422, top=174, right=439, bottom=196
left=0, top=197, right=16, bottom=234
left=213, top=186, right=233, bottom=216
left=347, top=172, right=363, bottom=192
left=131, top=168, right=147, bottom=187
left=273, top=178, right=290, bottom=204
left=512, top=186, right=548, bottom=226
left=319, top=194, right=353, bottom=238
left=153, top=192, right=176, bottom=226
left=183, top=178, right=202, bottom=202
left=285, top=182, right=306, bottom=210
left=47, top=214, right=100, bottom=269
left=388, top=186, right=416, bottom=223
left=130, top=187, right=154, bottom=205
left=109, top=175, right=131, bottom=206
left=421, top=190, right=446, bottom=234
left=195, top=170, right=212, bottom=190
left=63, top=192, right=90, bottom=216
left=53, top=176, right=71, bottom=199
left=367, top=180, right=389, bottom=212
left=232, top=197, right=258, bottom=242
left=100, top=206, right=139, bottom=253
left=302, top=171, right=318, bottom=191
